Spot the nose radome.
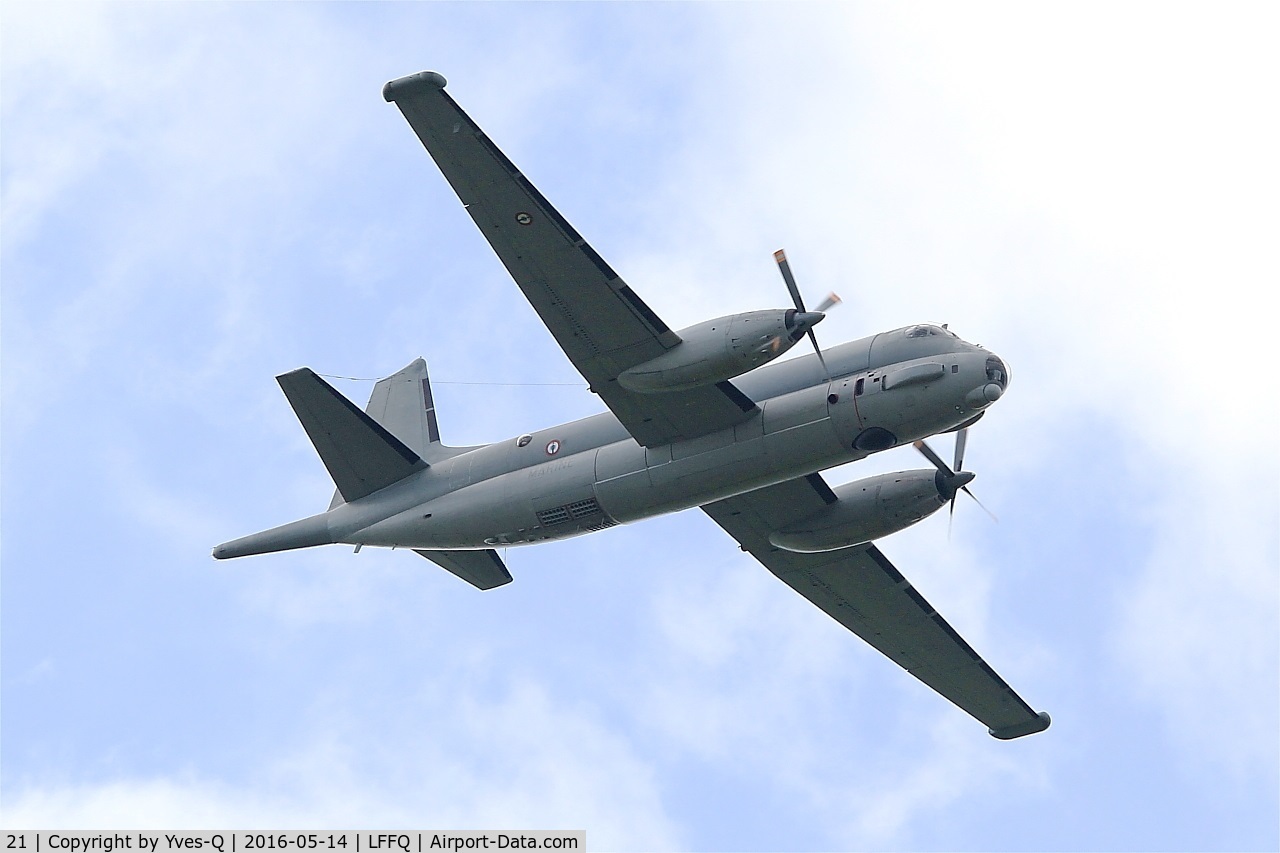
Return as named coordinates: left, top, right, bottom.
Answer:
left=964, top=382, right=1004, bottom=408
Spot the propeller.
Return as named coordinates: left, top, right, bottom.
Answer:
left=913, top=429, right=998, bottom=535
left=774, top=249, right=841, bottom=377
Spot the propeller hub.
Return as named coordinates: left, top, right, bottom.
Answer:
left=787, top=311, right=825, bottom=334
left=915, top=434, right=998, bottom=525
left=935, top=469, right=975, bottom=501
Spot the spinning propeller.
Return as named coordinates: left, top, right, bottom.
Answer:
left=774, top=249, right=841, bottom=377
left=913, top=429, right=997, bottom=535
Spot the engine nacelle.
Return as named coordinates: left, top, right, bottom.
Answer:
left=768, top=470, right=949, bottom=553
left=618, top=309, right=820, bottom=393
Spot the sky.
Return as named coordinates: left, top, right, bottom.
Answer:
left=2, top=3, right=1277, bottom=850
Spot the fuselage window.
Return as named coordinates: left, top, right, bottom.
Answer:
left=516, top=434, right=533, bottom=447
left=855, top=377, right=865, bottom=396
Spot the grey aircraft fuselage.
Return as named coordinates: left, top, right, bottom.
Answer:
left=302, top=328, right=1003, bottom=554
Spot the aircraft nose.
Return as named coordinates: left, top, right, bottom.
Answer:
left=965, top=382, right=1004, bottom=408
left=985, top=354, right=1010, bottom=389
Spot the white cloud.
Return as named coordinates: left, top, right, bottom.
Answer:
left=2, top=678, right=680, bottom=850
left=831, top=713, right=1046, bottom=848
left=683, top=0, right=1278, bottom=774
left=1115, top=454, right=1279, bottom=775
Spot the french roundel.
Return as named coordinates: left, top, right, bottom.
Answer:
left=545, top=439, right=562, bottom=455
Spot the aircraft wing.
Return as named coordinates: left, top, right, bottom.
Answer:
left=384, top=72, right=758, bottom=447
left=701, top=474, right=1051, bottom=739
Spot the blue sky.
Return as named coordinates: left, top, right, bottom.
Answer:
left=3, top=3, right=1277, bottom=850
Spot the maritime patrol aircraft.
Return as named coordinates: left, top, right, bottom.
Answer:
left=214, top=71, right=1050, bottom=741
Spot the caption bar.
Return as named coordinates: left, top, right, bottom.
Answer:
left=4, top=834, right=584, bottom=853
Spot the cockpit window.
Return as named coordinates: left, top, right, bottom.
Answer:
left=905, top=324, right=962, bottom=339
left=985, top=356, right=1009, bottom=387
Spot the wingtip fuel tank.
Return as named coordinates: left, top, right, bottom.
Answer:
left=383, top=71, right=448, bottom=103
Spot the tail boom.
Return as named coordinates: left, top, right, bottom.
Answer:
left=212, top=511, right=333, bottom=559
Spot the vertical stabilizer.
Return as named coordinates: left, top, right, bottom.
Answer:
left=328, top=358, right=460, bottom=509
left=364, top=358, right=443, bottom=460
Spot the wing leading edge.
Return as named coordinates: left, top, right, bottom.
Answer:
left=384, top=71, right=758, bottom=447
left=702, top=475, right=1050, bottom=739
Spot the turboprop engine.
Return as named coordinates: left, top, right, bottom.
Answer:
left=768, top=469, right=974, bottom=553
left=618, top=309, right=824, bottom=393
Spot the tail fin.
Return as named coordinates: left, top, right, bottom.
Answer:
left=363, top=357, right=452, bottom=463
left=327, top=359, right=467, bottom=509
left=277, top=368, right=427, bottom=504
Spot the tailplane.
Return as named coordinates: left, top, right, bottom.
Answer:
left=214, top=360, right=456, bottom=560
left=277, top=368, right=427, bottom=504
left=415, top=549, right=513, bottom=590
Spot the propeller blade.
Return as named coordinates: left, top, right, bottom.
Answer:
left=814, top=292, right=842, bottom=313
left=775, top=249, right=834, bottom=379
left=774, top=249, right=807, bottom=313
left=921, top=434, right=997, bottom=532
left=913, top=439, right=954, bottom=476
left=954, top=427, right=968, bottom=473
left=807, top=329, right=830, bottom=376
left=962, top=486, right=999, bottom=522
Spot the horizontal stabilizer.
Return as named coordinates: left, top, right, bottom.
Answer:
left=414, top=549, right=513, bottom=590
left=278, top=368, right=427, bottom=503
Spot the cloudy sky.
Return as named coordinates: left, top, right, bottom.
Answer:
left=3, top=3, right=1276, bottom=850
